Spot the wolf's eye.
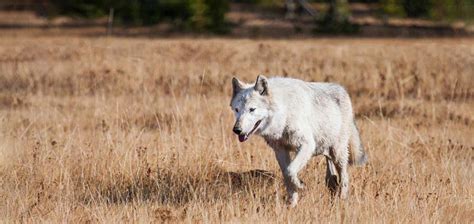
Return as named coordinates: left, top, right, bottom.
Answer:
left=234, top=108, right=239, bottom=113
left=249, top=108, right=256, bottom=112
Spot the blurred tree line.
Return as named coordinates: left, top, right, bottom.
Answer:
left=381, top=0, right=473, bottom=20
left=47, top=0, right=229, bottom=33
left=45, top=0, right=473, bottom=33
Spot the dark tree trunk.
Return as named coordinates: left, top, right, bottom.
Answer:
left=316, top=0, right=357, bottom=33
left=285, top=0, right=317, bottom=19
left=326, top=0, right=350, bottom=23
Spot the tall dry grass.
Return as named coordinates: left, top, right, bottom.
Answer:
left=0, top=37, right=473, bottom=223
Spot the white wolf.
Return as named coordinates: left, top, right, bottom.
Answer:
left=230, top=75, right=367, bottom=207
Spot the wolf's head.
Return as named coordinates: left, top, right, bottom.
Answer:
left=230, top=75, right=272, bottom=142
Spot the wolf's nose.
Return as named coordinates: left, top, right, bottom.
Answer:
left=233, top=127, right=242, bottom=135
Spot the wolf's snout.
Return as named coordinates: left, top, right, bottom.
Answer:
left=233, top=126, right=242, bottom=135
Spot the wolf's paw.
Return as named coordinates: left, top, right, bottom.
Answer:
left=340, top=189, right=349, bottom=200
left=287, top=192, right=299, bottom=208
left=290, top=177, right=305, bottom=189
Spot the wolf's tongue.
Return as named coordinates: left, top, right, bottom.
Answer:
left=238, top=134, right=247, bottom=142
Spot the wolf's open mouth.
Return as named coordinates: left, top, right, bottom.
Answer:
left=238, top=120, right=262, bottom=142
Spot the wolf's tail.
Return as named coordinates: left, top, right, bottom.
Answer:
left=349, top=120, right=368, bottom=166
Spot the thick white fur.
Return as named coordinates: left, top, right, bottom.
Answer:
left=230, top=75, right=367, bottom=207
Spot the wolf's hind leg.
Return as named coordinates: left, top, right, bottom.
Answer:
left=334, top=148, right=350, bottom=199
left=325, top=157, right=339, bottom=195
left=336, top=161, right=349, bottom=199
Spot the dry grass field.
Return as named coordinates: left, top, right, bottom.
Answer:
left=0, top=36, right=473, bottom=223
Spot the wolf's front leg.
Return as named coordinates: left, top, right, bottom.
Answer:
left=285, top=141, right=315, bottom=206
left=273, top=147, right=299, bottom=207
left=287, top=142, right=314, bottom=188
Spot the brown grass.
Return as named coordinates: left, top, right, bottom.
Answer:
left=0, top=36, right=473, bottom=223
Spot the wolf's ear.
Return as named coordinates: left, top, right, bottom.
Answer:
left=232, top=77, right=244, bottom=97
left=254, top=75, right=269, bottom=96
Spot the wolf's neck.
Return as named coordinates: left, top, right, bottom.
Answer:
left=258, top=106, right=287, bottom=141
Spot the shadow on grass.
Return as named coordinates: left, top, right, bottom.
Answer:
left=79, top=168, right=276, bottom=206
